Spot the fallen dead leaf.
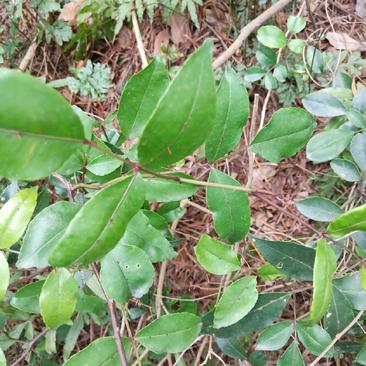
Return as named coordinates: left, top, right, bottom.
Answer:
left=167, top=13, right=191, bottom=45
left=153, top=29, right=170, bottom=55
left=58, top=0, right=84, bottom=26
left=326, top=32, right=366, bottom=51
left=252, top=164, right=277, bottom=190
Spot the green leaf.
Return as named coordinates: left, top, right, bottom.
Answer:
left=264, top=72, right=278, bottom=90
left=119, top=211, right=176, bottom=262
left=216, top=337, right=246, bottom=360
left=118, top=57, right=169, bottom=138
left=49, top=175, right=145, bottom=267
left=287, top=15, right=306, bottom=33
left=324, top=286, right=354, bottom=337
left=11, top=280, right=44, bottom=313
left=0, top=187, right=38, bottom=249
left=214, top=292, right=290, bottom=338
left=277, top=342, right=304, bottom=366
left=308, top=239, right=337, bottom=324
left=194, top=234, right=240, bottom=275
left=256, top=320, right=293, bottom=351
left=356, top=347, right=366, bottom=365
left=205, top=68, right=249, bottom=162
left=138, top=41, right=216, bottom=169
left=362, top=267, right=366, bottom=291
left=63, top=316, right=84, bottom=360
left=250, top=108, right=316, bottom=163
left=214, top=276, right=258, bottom=328
left=350, top=133, right=366, bottom=172
left=63, top=336, right=131, bottom=366
left=244, top=66, right=265, bottom=82
left=136, top=313, right=201, bottom=353
left=86, top=155, right=122, bottom=177
left=306, top=130, right=353, bottom=163
left=258, top=263, right=284, bottom=281
left=0, top=348, right=5, bottom=366
left=257, top=26, right=286, bottom=48
left=327, top=204, right=366, bottom=238
left=0, top=69, right=84, bottom=180
left=296, top=322, right=333, bottom=356
left=256, top=47, right=277, bottom=67
left=330, top=158, right=361, bottom=182
left=17, top=201, right=80, bottom=269
left=206, top=169, right=250, bottom=243
left=288, top=39, right=305, bottom=54
left=253, top=237, right=315, bottom=281
left=0, top=252, right=9, bottom=301
left=143, top=174, right=198, bottom=202
left=273, top=64, right=288, bottom=82
left=347, top=109, right=366, bottom=128
left=295, top=196, right=344, bottom=222
left=302, top=91, right=347, bottom=117
left=40, top=269, right=78, bottom=329
left=100, top=243, right=154, bottom=303
left=334, top=272, right=366, bottom=310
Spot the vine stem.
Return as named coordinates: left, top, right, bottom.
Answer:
left=91, top=263, right=129, bottom=366
left=309, top=310, right=364, bottom=366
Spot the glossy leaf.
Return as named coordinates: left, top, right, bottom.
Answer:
left=138, top=41, right=216, bottom=169
left=250, top=108, right=316, bottom=163
left=287, top=15, right=306, bottom=33
left=214, top=276, right=258, bottom=328
left=144, top=174, right=198, bottom=202
left=257, top=26, right=286, bottom=48
left=206, top=68, right=249, bottom=162
left=295, top=196, right=343, bottom=222
left=118, top=57, right=169, bottom=138
left=0, top=68, right=84, bottom=180
left=296, top=322, right=333, bottom=356
left=0, top=252, right=9, bottom=301
left=0, top=187, right=38, bottom=249
left=119, top=211, right=175, bottom=262
left=324, top=286, right=354, bottom=337
left=17, top=201, right=80, bottom=269
left=49, top=175, right=144, bottom=267
left=350, top=133, right=366, bottom=172
left=302, top=91, right=347, bottom=117
left=256, top=320, right=293, bottom=351
left=11, top=280, right=44, bottom=313
left=330, top=158, right=361, bottom=182
left=216, top=337, right=246, bottom=360
left=214, top=292, right=290, bottom=338
left=334, top=272, right=366, bottom=310
left=253, top=237, right=315, bottom=281
left=40, top=269, right=78, bottom=329
left=63, top=336, right=131, bottom=366
left=256, top=47, right=277, bottom=67
left=308, top=239, right=337, bottom=324
left=206, top=169, right=250, bottom=243
left=327, top=204, right=366, bottom=238
left=100, top=243, right=154, bottom=303
left=194, top=234, right=240, bottom=275
left=306, top=129, right=353, bottom=163
left=86, top=156, right=122, bottom=177
left=277, top=342, right=304, bottom=366
left=136, top=313, right=201, bottom=353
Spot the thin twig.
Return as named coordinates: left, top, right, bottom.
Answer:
left=309, top=311, right=364, bottom=366
left=131, top=10, right=148, bottom=68
left=10, top=328, right=48, bottom=366
left=19, top=39, right=38, bottom=71
left=91, top=264, right=129, bottom=366
left=212, top=0, right=292, bottom=69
